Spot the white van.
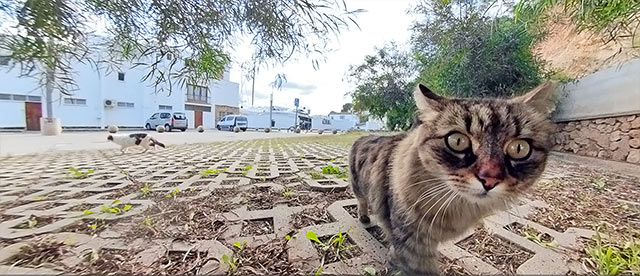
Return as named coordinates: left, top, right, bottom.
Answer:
left=216, top=115, right=248, bottom=131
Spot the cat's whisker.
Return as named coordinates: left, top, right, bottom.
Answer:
left=401, top=183, right=447, bottom=218
left=438, top=192, right=459, bottom=236
left=403, top=178, right=446, bottom=190
left=428, top=190, right=458, bottom=235
left=415, top=189, right=454, bottom=244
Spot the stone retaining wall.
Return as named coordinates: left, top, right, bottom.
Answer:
left=552, top=114, right=640, bottom=164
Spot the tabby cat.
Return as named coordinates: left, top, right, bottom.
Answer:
left=349, top=82, right=556, bottom=275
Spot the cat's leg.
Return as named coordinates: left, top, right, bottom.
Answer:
left=357, top=198, right=370, bottom=223
left=121, top=146, right=127, bottom=154
left=141, top=142, right=150, bottom=153
left=388, top=238, right=439, bottom=276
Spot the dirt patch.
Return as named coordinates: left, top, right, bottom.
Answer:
left=290, top=206, right=332, bottom=229
left=242, top=218, right=275, bottom=236
left=60, top=219, right=109, bottom=235
left=457, top=227, right=534, bottom=274
left=533, top=9, right=640, bottom=79
left=73, top=248, right=141, bottom=274
left=150, top=250, right=209, bottom=274
left=124, top=189, right=239, bottom=241
left=12, top=215, right=59, bottom=229
left=504, top=222, right=555, bottom=245
left=366, top=226, right=388, bottom=247
left=2, top=238, right=68, bottom=268
left=245, top=186, right=282, bottom=211
left=237, top=238, right=303, bottom=274
left=344, top=205, right=358, bottom=218
left=440, top=256, right=471, bottom=275
left=525, top=163, right=640, bottom=242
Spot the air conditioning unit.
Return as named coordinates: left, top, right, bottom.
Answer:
left=104, top=99, right=116, bottom=108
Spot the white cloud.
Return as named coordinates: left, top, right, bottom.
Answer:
left=229, top=0, right=418, bottom=115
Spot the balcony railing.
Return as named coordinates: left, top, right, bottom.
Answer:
left=186, top=93, right=210, bottom=104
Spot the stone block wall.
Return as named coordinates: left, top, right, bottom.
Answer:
left=552, top=114, right=640, bottom=164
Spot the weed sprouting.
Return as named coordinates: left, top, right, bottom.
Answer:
left=590, top=177, right=608, bottom=191
left=241, top=165, right=253, bottom=176
left=586, top=229, right=640, bottom=275
left=201, top=168, right=226, bottom=178
left=363, top=266, right=376, bottom=276
left=140, top=183, right=152, bottom=195
left=68, top=167, right=94, bottom=179
left=309, top=171, right=325, bottom=179
left=282, top=187, right=295, bottom=197
left=143, top=216, right=153, bottom=227
left=165, top=188, right=180, bottom=198
left=221, top=254, right=239, bottom=273
left=100, top=199, right=132, bottom=214
left=320, top=165, right=348, bottom=180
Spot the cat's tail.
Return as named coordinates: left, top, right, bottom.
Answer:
left=150, top=137, right=166, bottom=148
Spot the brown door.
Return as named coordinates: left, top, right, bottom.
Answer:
left=194, top=111, right=203, bottom=128
left=25, top=102, right=42, bottom=131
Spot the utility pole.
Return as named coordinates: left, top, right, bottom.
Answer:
left=269, top=89, right=273, bottom=129
left=251, top=63, right=256, bottom=107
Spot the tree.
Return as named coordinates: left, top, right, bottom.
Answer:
left=412, top=0, right=543, bottom=98
left=514, top=0, right=640, bottom=46
left=0, top=0, right=362, bottom=95
left=347, top=43, right=419, bottom=130
left=341, top=103, right=353, bottom=113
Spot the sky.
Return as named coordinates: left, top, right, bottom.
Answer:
left=228, top=0, right=419, bottom=116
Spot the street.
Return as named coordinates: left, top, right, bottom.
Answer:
left=0, top=129, right=316, bottom=156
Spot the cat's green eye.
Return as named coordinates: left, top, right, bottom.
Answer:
left=445, top=132, right=471, bottom=153
left=506, top=139, right=531, bottom=160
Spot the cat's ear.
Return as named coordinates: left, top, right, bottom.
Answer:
left=414, top=84, right=445, bottom=111
left=510, top=81, right=558, bottom=115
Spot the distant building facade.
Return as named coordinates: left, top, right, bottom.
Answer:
left=0, top=55, right=239, bottom=130
left=241, top=108, right=385, bottom=131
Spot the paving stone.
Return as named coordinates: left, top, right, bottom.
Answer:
left=0, top=139, right=621, bottom=275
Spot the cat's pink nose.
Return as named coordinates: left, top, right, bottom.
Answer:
left=476, top=162, right=505, bottom=191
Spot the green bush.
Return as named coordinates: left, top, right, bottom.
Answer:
left=412, top=0, right=543, bottom=98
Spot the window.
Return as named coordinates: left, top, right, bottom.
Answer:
left=12, top=95, right=26, bottom=101
left=186, top=84, right=210, bottom=104
left=173, top=113, right=186, bottom=120
left=117, top=72, right=125, bottom=81
left=27, top=96, right=41, bottom=102
left=150, top=113, right=159, bottom=119
left=159, top=105, right=172, bottom=110
left=322, top=119, right=331, bottom=125
left=64, top=97, right=86, bottom=105
left=0, top=56, right=9, bottom=66
left=0, top=93, right=11, bottom=100
left=160, top=113, right=171, bottom=119
left=117, top=101, right=134, bottom=108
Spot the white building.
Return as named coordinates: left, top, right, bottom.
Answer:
left=241, top=106, right=311, bottom=129
left=0, top=55, right=239, bottom=130
left=240, top=107, right=385, bottom=131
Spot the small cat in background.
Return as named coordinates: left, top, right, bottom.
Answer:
left=107, top=133, right=165, bottom=153
left=349, top=81, right=556, bottom=275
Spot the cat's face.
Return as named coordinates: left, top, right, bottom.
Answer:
left=412, top=83, right=555, bottom=205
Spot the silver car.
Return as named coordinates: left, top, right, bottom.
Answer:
left=216, top=115, right=248, bottom=131
left=145, top=112, right=188, bottom=132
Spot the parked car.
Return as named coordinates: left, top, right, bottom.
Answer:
left=216, top=115, right=248, bottom=131
left=145, top=112, right=188, bottom=132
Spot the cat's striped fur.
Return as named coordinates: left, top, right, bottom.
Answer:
left=349, top=82, right=556, bottom=275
